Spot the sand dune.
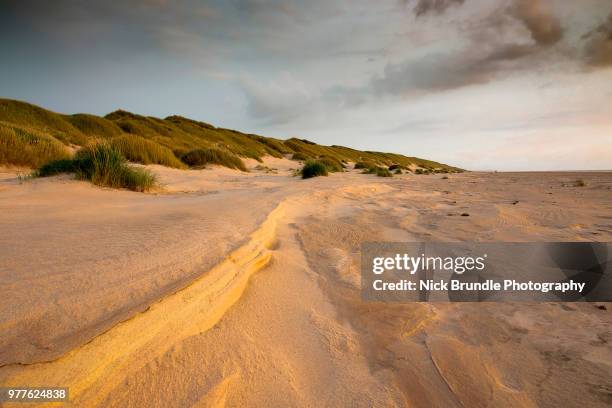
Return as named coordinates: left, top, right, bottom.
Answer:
left=0, top=161, right=610, bottom=407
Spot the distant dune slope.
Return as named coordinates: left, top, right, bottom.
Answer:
left=0, top=98, right=461, bottom=172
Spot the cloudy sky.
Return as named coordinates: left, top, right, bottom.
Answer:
left=1, top=0, right=611, bottom=170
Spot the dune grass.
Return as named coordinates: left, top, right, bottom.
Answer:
left=110, top=134, right=185, bottom=168
left=388, top=164, right=405, bottom=171
left=36, top=159, right=76, bottom=176
left=0, top=122, right=70, bottom=168
left=65, top=114, right=123, bottom=138
left=301, top=160, right=328, bottom=179
left=362, top=165, right=393, bottom=177
left=300, top=156, right=345, bottom=178
left=415, top=168, right=432, bottom=175
left=316, top=156, right=344, bottom=172
left=285, top=138, right=462, bottom=172
left=248, top=135, right=291, bottom=157
left=376, top=167, right=393, bottom=177
left=37, top=143, right=156, bottom=192
left=179, top=148, right=247, bottom=171
left=0, top=98, right=462, bottom=173
left=354, top=161, right=375, bottom=169
left=291, top=152, right=311, bottom=161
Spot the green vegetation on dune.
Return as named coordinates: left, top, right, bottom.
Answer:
left=316, top=156, right=345, bottom=173
left=300, top=157, right=345, bottom=179
left=248, top=134, right=292, bottom=157
left=0, top=98, right=462, bottom=174
left=0, top=99, right=88, bottom=145
left=0, top=121, right=70, bottom=167
left=108, top=112, right=283, bottom=163
left=287, top=138, right=461, bottom=172
left=179, top=148, right=247, bottom=171
left=301, top=160, right=328, bottom=179
left=110, top=134, right=185, bottom=169
left=36, top=158, right=76, bottom=176
left=291, top=152, right=311, bottom=161
left=66, top=114, right=123, bottom=139
left=354, top=161, right=375, bottom=169
left=375, top=167, right=393, bottom=177
left=361, top=165, right=393, bottom=177
left=37, top=143, right=156, bottom=192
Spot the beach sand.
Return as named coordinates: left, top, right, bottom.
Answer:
left=0, top=160, right=610, bottom=407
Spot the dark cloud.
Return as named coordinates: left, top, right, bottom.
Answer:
left=471, top=0, right=563, bottom=65
left=511, top=0, right=563, bottom=46
left=365, top=44, right=536, bottom=97
left=371, top=52, right=493, bottom=94
left=582, top=13, right=612, bottom=67
left=482, top=43, right=533, bottom=63
left=411, top=0, right=465, bottom=17
left=344, top=0, right=565, bottom=100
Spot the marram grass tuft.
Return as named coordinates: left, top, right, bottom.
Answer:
left=37, top=143, right=156, bottom=192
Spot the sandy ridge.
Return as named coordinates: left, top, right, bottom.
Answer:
left=0, top=199, right=290, bottom=406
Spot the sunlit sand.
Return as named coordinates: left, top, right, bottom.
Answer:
left=1, top=160, right=610, bottom=407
